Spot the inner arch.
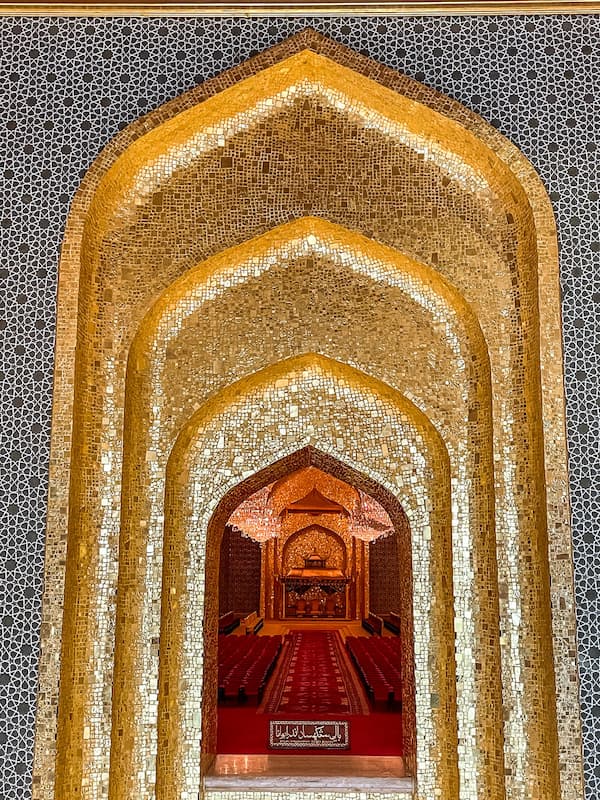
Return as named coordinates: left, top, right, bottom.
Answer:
left=154, top=353, right=458, bottom=800
left=213, top=454, right=412, bottom=768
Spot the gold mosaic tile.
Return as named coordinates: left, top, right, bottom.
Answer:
left=33, top=28, right=582, bottom=800
left=114, top=216, right=500, bottom=800
left=158, top=354, right=457, bottom=800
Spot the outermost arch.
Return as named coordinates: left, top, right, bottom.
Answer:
left=33, top=28, right=580, bottom=800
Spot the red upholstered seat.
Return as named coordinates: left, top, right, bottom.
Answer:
left=346, top=636, right=402, bottom=710
left=218, top=634, right=282, bottom=705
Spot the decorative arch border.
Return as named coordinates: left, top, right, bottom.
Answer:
left=156, top=353, right=457, bottom=800
left=112, top=215, right=501, bottom=800
left=32, top=26, right=582, bottom=800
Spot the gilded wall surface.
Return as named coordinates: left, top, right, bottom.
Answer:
left=282, top=528, right=346, bottom=574
left=29, top=31, right=578, bottom=800
left=0, top=16, right=595, bottom=800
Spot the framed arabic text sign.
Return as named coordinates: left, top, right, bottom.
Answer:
left=269, top=720, right=350, bottom=749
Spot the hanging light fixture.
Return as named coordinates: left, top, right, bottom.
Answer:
left=348, top=490, right=394, bottom=541
left=228, top=484, right=282, bottom=542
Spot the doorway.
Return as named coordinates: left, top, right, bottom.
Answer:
left=213, top=455, right=411, bottom=788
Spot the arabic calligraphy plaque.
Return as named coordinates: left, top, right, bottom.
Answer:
left=269, top=720, right=350, bottom=749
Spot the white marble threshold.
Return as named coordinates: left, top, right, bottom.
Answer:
left=204, top=754, right=414, bottom=792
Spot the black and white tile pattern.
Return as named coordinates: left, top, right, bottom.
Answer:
left=0, top=15, right=598, bottom=799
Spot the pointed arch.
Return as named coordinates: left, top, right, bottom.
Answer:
left=157, top=354, right=457, bottom=800
left=111, top=215, right=502, bottom=800
left=33, top=28, right=580, bottom=800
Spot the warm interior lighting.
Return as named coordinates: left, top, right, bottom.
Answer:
left=228, top=467, right=392, bottom=543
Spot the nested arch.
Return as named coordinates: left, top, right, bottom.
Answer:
left=157, top=354, right=457, bottom=800
left=282, top=525, right=348, bottom=573
left=34, top=27, right=581, bottom=800
left=111, top=215, right=502, bottom=800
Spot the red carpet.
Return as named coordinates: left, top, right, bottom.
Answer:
left=217, top=629, right=402, bottom=755
left=264, top=630, right=366, bottom=715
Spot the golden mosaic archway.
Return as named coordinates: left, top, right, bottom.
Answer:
left=111, top=214, right=501, bottom=800
left=33, top=27, right=583, bottom=800
left=157, top=354, right=457, bottom=800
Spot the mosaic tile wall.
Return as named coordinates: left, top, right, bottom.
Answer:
left=161, top=354, right=452, bottom=797
left=218, top=527, right=260, bottom=616
left=0, top=13, right=598, bottom=800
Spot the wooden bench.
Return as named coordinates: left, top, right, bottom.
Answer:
left=383, top=612, right=401, bottom=636
left=362, top=612, right=383, bottom=636
left=242, top=610, right=264, bottom=635
left=218, top=611, right=241, bottom=635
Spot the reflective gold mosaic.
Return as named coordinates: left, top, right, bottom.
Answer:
left=33, top=27, right=583, bottom=800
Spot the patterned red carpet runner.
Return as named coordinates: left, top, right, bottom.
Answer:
left=264, top=630, right=368, bottom=715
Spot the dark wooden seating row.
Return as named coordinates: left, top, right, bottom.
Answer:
left=362, top=612, right=383, bottom=636
left=382, top=612, right=401, bottom=635
left=346, top=635, right=402, bottom=709
left=218, top=611, right=242, bottom=635
left=242, top=610, right=264, bottom=634
left=218, top=634, right=281, bottom=705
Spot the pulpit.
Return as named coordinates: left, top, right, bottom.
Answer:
left=282, top=553, right=349, bottom=618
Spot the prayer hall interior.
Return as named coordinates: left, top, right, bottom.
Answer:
left=216, top=465, right=404, bottom=758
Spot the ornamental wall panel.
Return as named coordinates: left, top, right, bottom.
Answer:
left=29, top=28, right=583, bottom=800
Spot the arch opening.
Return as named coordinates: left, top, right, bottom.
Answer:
left=211, top=449, right=413, bottom=774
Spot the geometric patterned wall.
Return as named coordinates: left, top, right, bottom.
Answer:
left=218, top=526, right=261, bottom=616
left=0, top=14, right=598, bottom=800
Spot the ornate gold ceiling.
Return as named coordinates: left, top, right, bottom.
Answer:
left=228, top=461, right=393, bottom=543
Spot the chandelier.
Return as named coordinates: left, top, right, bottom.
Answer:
left=228, top=479, right=394, bottom=543
left=228, top=485, right=281, bottom=542
left=347, top=490, right=394, bottom=541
